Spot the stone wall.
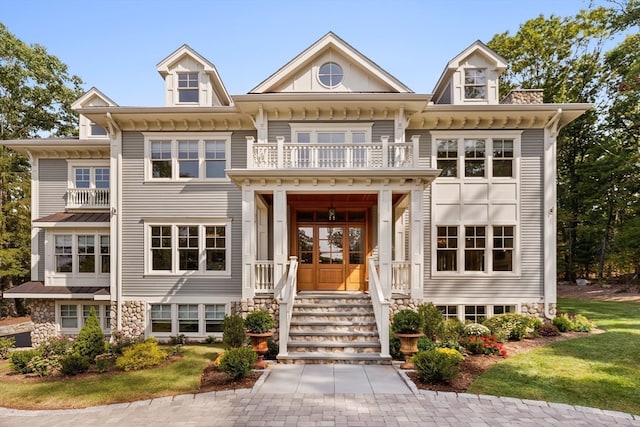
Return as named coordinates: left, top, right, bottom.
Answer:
left=521, top=302, right=555, bottom=319
left=28, top=299, right=56, bottom=347
left=389, top=297, right=423, bottom=319
left=120, top=300, right=145, bottom=339
left=231, top=297, right=280, bottom=342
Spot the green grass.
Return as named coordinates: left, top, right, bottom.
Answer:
left=468, top=298, right=640, bottom=415
left=0, top=345, right=222, bottom=409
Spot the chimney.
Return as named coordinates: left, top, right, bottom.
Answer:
left=501, top=89, right=544, bottom=104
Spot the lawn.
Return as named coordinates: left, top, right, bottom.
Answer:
left=0, top=345, right=221, bottom=409
left=468, top=298, right=640, bottom=415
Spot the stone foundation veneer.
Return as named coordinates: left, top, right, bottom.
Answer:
left=231, top=297, right=280, bottom=342
left=28, top=299, right=56, bottom=347
left=120, top=301, right=145, bottom=339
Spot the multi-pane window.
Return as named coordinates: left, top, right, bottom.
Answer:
left=151, top=141, right=172, bottom=178
left=55, top=235, right=73, bottom=273
left=178, top=141, right=199, bottom=178
left=178, top=72, right=199, bottom=103
left=178, top=304, right=199, bottom=333
left=205, top=226, right=226, bottom=271
left=464, top=139, right=485, bottom=177
left=178, top=226, right=199, bottom=271
left=151, top=226, right=172, bottom=271
left=464, top=305, right=486, bottom=322
left=436, top=226, right=458, bottom=271
left=318, top=62, right=343, bottom=87
left=100, top=236, right=110, bottom=273
left=77, top=235, right=95, bottom=273
left=492, top=139, right=514, bottom=177
left=58, top=303, right=110, bottom=331
left=464, top=69, right=486, bottom=99
left=95, top=168, right=110, bottom=189
left=493, top=226, right=514, bottom=271
left=205, top=140, right=226, bottom=178
left=437, top=305, right=458, bottom=320
left=150, top=304, right=172, bottom=333
left=75, top=168, right=91, bottom=188
left=465, top=226, right=486, bottom=271
left=60, top=304, right=78, bottom=328
left=437, top=139, right=458, bottom=177
left=493, top=305, right=516, bottom=315
left=149, top=224, right=229, bottom=274
left=205, top=305, right=225, bottom=333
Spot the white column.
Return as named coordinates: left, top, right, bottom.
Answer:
left=394, top=206, right=405, bottom=262
left=242, top=187, right=256, bottom=299
left=410, top=188, right=424, bottom=300
left=411, top=135, right=420, bottom=168
left=273, top=189, right=288, bottom=289
left=245, top=136, right=255, bottom=168
left=381, top=136, right=389, bottom=168
left=378, top=189, right=393, bottom=299
left=28, top=152, right=39, bottom=281
left=544, top=112, right=560, bottom=318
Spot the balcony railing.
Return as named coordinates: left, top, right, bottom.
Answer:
left=248, top=137, right=419, bottom=169
left=66, top=188, right=110, bottom=209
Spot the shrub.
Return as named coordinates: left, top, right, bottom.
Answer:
left=95, top=354, right=115, bottom=373
left=59, top=351, right=90, bottom=375
left=537, top=322, right=560, bottom=337
left=205, top=336, right=217, bottom=344
left=389, top=329, right=402, bottom=360
left=572, top=314, right=595, bottom=332
left=169, top=334, right=188, bottom=345
left=417, top=336, right=437, bottom=352
left=483, top=314, right=541, bottom=342
left=74, top=307, right=107, bottom=362
left=463, top=323, right=491, bottom=337
left=9, top=349, right=39, bottom=374
left=27, top=355, right=58, bottom=377
left=392, top=309, right=424, bottom=334
left=413, top=348, right=464, bottom=384
left=245, top=310, right=275, bottom=334
left=217, top=347, right=258, bottom=380
left=115, top=338, right=168, bottom=371
left=110, top=330, right=143, bottom=355
left=222, top=314, right=246, bottom=349
left=553, top=313, right=575, bottom=332
left=442, top=318, right=464, bottom=342
left=264, top=338, right=279, bottom=360
left=417, top=303, right=445, bottom=341
left=463, top=336, right=507, bottom=356
left=39, top=335, right=73, bottom=359
left=0, top=337, right=16, bottom=359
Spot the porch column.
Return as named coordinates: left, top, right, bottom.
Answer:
left=410, top=188, right=424, bottom=300
left=378, top=188, right=393, bottom=299
left=273, top=189, right=288, bottom=289
left=242, top=187, right=257, bottom=299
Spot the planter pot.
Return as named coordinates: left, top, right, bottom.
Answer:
left=395, top=332, right=424, bottom=369
left=247, top=331, right=273, bottom=369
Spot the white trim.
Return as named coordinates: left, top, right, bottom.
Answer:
left=143, top=132, right=232, bottom=182
left=56, top=301, right=112, bottom=333
left=67, top=159, right=110, bottom=188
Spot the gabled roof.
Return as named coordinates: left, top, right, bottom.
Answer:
left=250, top=31, right=412, bottom=94
left=71, top=87, right=118, bottom=110
left=432, top=40, right=508, bottom=101
left=157, top=44, right=233, bottom=106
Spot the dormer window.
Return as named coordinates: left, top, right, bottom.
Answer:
left=178, top=72, right=199, bottom=103
left=464, top=69, right=486, bottom=99
left=90, top=123, right=108, bottom=137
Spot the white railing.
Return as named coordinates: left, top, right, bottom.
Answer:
left=249, top=139, right=416, bottom=169
left=391, top=261, right=411, bottom=295
left=253, top=261, right=274, bottom=294
left=368, top=257, right=390, bottom=358
left=66, top=188, right=110, bottom=209
left=277, top=256, right=298, bottom=357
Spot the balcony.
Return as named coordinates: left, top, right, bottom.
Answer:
left=247, top=136, right=419, bottom=169
left=66, top=188, right=110, bottom=209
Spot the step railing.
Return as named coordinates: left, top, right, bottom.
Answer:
left=391, top=261, right=411, bottom=295
left=253, top=261, right=274, bottom=294
left=368, top=257, right=390, bottom=358
left=276, top=256, right=298, bottom=357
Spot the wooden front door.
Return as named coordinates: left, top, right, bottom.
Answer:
left=295, top=222, right=366, bottom=291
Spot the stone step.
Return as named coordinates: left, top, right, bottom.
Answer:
left=290, top=313, right=375, bottom=323
left=288, top=340, right=381, bottom=352
left=289, top=324, right=378, bottom=334
left=288, top=331, right=379, bottom=342
left=293, top=304, right=375, bottom=313
left=277, top=351, right=392, bottom=365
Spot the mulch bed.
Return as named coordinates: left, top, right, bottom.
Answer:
left=199, top=360, right=261, bottom=392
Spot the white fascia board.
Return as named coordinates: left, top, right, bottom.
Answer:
left=34, top=222, right=110, bottom=228
left=3, top=292, right=104, bottom=300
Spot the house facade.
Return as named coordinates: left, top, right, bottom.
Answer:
left=3, top=33, right=589, bottom=359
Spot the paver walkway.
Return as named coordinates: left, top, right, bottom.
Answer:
left=1, top=364, right=638, bottom=426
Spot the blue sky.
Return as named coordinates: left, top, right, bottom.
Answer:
left=2, top=0, right=603, bottom=106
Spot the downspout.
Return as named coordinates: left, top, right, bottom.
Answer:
left=106, top=112, right=123, bottom=332
left=543, top=108, right=562, bottom=319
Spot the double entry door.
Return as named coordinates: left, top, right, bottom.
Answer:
left=296, top=223, right=366, bottom=291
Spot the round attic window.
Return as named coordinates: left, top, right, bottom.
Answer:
left=318, top=62, right=343, bottom=88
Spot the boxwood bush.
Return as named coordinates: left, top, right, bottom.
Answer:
left=115, top=338, right=168, bottom=371
left=217, top=347, right=258, bottom=379
left=413, top=348, right=464, bottom=384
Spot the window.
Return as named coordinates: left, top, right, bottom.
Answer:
left=145, top=134, right=231, bottom=181
left=493, top=226, right=514, bottom=271
left=464, top=69, right=486, bottom=99
left=55, top=235, right=73, bottom=273
left=100, top=236, right=110, bottom=273
left=465, top=226, right=486, bottom=271
left=60, top=304, right=78, bottom=328
left=148, top=223, right=230, bottom=274
left=492, top=139, right=514, bottom=177
left=437, top=139, right=458, bottom=177
left=90, top=123, right=108, bottom=137
left=178, top=304, right=199, bottom=333
left=465, top=305, right=486, bottom=322
left=436, top=226, right=457, bottom=271
left=178, top=72, right=199, bottom=103
left=493, top=305, right=516, bottom=315
left=58, top=303, right=111, bottom=331
left=150, top=304, right=172, bottom=333
left=464, top=139, right=485, bottom=177
left=318, top=62, right=343, bottom=87
left=205, top=305, right=225, bottom=333
left=77, top=235, right=95, bottom=273
left=437, top=305, right=458, bottom=320
left=72, top=166, right=110, bottom=189
left=50, top=232, right=110, bottom=280
left=82, top=304, right=109, bottom=329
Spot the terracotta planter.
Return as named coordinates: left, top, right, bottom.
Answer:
left=395, top=332, right=424, bottom=369
left=247, top=331, right=273, bottom=369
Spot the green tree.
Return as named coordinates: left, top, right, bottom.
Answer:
left=0, top=23, right=83, bottom=316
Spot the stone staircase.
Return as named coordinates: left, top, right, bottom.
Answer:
left=277, top=292, right=391, bottom=364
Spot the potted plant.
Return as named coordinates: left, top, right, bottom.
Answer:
left=245, top=310, right=275, bottom=369
left=392, top=309, right=424, bottom=369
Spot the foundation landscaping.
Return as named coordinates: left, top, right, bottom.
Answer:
left=0, top=294, right=638, bottom=416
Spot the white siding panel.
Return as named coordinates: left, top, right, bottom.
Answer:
left=38, top=159, right=67, bottom=216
